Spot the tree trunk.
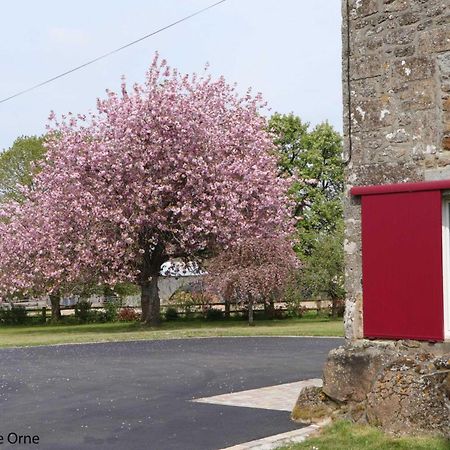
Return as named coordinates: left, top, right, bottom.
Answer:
left=265, top=299, right=275, bottom=319
left=138, top=238, right=166, bottom=326
left=141, top=288, right=149, bottom=322
left=141, top=275, right=160, bottom=326
left=331, top=297, right=339, bottom=318
left=224, top=299, right=230, bottom=319
left=49, top=294, right=61, bottom=322
left=248, top=299, right=254, bottom=326
left=41, top=307, right=47, bottom=324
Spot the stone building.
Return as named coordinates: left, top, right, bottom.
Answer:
left=293, top=1, right=450, bottom=437
left=342, top=0, right=450, bottom=341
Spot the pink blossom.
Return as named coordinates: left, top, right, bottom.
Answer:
left=0, top=54, right=296, bottom=325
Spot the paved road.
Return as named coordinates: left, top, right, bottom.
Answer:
left=0, top=337, right=343, bottom=450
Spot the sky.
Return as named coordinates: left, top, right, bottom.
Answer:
left=0, top=0, right=342, bottom=152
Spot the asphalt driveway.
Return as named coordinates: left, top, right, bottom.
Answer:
left=0, top=337, right=343, bottom=450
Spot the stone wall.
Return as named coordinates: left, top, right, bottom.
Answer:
left=294, top=341, right=450, bottom=438
left=342, top=0, right=450, bottom=339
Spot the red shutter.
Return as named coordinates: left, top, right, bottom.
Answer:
left=361, top=190, right=444, bottom=341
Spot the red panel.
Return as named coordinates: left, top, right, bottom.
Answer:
left=351, top=179, right=450, bottom=196
left=361, top=190, right=444, bottom=341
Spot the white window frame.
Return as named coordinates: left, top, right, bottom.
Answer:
left=442, top=195, right=450, bottom=340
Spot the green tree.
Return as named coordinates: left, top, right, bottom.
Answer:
left=268, top=113, right=344, bottom=256
left=0, top=135, right=46, bottom=203
left=269, top=113, right=345, bottom=308
left=299, top=224, right=345, bottom=317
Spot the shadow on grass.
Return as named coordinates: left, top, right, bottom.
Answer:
left=0, top=322, right=141, bottom=336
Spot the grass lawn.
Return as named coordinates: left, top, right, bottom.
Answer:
left=0, top=316, right=343, bottom=348
left=278, top=421, right=449, bottom=450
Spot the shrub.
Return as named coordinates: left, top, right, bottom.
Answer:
left=103, top=298, right=121, bottom=322
left=60, top=315, right=78, bottom=325
left=191, top=291, right=213, bottom=315
left=165, top=307, right=179, bottom=321
left=314, top=300, right=345, bottom=319
left=205, top=308, right=224, bottom=321
left=168, top=290, right=195, bottom=315
left=269, top=307, right=285, bottom=319
left=118, top=307, right=140, bottom=322
left=263, top=302, right=286, bottom=319
left=74, top=299, right=92, bottom=324
left=287, top=302, right=308, bottom=318
left=88, top=310, right=108, bottom=323
left=0, top=305, right=28, bottom=325
left=283, top=277, right=307, bottom=317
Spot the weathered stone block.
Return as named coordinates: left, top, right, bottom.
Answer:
left=343, top=294, right=364, bottom=340
left=291, top=386, right=338, bottom=424
left=350, top=78, right=380, bottom=99
left=398, top=109, right=441, bottom=150
left=417, top=19, right=434, bottom=32
left=366, top=36, right=384, bottom=52
left=353, top=13, right=386, bottom=31
left=398, top=11, right=420, bottom=26
left=425, top=163, right=450, bottom=181
left=436, top=14, right=450, bottom=26
left=384, top=27, right=416, bottom=46
left=385, top=129, right=410, bottom=144
left=351, top=96, right=394, bottom=131
left=348, top=163, right=422, bottom=185
left=350, top=29, right=384, bottom=57
left=391, top=57, right=435, bottom=83
left=383, top=0, right=409, bottom=13
left=393, top=45, right=416, bottom=57
left=443, top=112, right=450, bottom=133
left=348, top=130, right=391, bottom=166
left=438, top=53, right=450, bottom=94
left=395, top=79, right=436, bottom=111
left=443, top=136, right=450, bottom=150
left=350, top=54, right=383, bottom=80
left=425, top=3, right=448, bottom=18
left=418, top=26, right=450, bottom=53
left=443, top=97, right=450, bottom=112
left=350, top=0, right=379, bottom=18
left=366, top=353, right=450, bottom=437
left=322, top=345, right=397, bottom=403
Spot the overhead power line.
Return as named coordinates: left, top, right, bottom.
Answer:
left=0, top=0, right=228, bottom=105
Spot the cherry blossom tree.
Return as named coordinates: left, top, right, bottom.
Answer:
left=206, top=236, right=300, bottom=325
left=0, top=196, right=103, bottom=320
left=206, top=237, right=299, bottom=325
left=0, top=54, right=294, bottom=325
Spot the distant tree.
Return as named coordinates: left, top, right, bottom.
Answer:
left=299, top=224, right=345, bottom=317
left=268, top=114, right=344, bottom=257
left=206, top=237, right=299, bottom=325
left=268, top=113, right=345, bottom=307
left=0, top=136, right=46, bottom=203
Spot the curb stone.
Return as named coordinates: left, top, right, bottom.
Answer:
left=219, top=419, right=331, bottom=450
